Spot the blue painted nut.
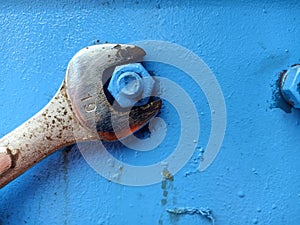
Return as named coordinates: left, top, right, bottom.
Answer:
left=108, top=63, right=155, bottom=108
left=280, top=65, right=300, bottom=109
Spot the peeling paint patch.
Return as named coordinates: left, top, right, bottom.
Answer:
left=167, top=207, right=215, bottom=225
left=184, top=147, right=204, bottom=177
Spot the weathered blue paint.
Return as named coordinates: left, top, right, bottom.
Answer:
left=0, top=1, right=300, bottom=225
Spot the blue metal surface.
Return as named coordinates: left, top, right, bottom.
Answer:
left=0, top=1, right=300, bottom=225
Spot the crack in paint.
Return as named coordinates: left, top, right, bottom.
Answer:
left=167, top=207, right=215, bottom=225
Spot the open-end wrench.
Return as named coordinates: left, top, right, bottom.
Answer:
left=0, top=44, right=162, bottom=188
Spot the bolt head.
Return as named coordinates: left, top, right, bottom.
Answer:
left=108, top=63, right=155, bottom=108
left=116, top=72, right=143, bottom=97
left=280, top=65, right=300, bottom=109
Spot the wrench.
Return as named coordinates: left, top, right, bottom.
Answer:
left=0, top=44, right=162, bottom=188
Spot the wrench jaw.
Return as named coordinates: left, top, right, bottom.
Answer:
left=97, top=98, right=162, bottom=141
left=126, top=98, right=162, bottom=138
left=65, top=44, right=162, bottom=141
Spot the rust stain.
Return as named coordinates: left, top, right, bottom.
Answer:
left=5, top=148, right=19, bottom=168
left=160, top=169, right=175, bottom=207
left=163, top=168, right=174, bottom=181
left=0, top=152, right=12, bottom=174
left=113, top=44, right=121, bottom=50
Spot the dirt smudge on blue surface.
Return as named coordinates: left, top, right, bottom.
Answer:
left=160, top=168, right=174, bottom=206
left=159, top=169, right=178, bottom=225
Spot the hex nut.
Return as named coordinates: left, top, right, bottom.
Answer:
left=280, top=65, right=300, bottom=109
left=108, top=63, right=155, bottom=108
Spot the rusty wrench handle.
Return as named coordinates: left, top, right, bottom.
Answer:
left=0, top=84, right=97, bottom=188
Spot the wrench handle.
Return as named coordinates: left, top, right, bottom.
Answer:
left=0, top=84, right=97, bottom=188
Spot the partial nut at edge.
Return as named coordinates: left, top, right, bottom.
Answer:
left=0, top=152, right=12, bottom=175
left=280, top=65, right=300, bottom=109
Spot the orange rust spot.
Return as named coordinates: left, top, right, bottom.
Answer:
left=97, top=131, right=117, bottom=141
left=98, top=124, right=142, bottom=141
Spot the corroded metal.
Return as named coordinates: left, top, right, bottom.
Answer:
left=0, top=44, right=162, bottom=188
left=0, top=152, right=11, bottom=175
